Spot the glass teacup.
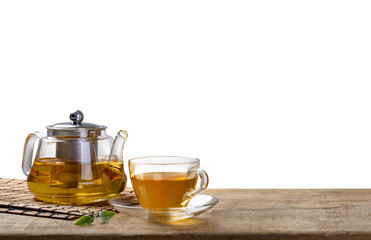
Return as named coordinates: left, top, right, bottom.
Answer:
left=128, top=156, right=209, bottom=210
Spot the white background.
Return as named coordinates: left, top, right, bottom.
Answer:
left=0, top=0, right=370, bottom=188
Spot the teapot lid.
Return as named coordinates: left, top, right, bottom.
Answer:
left=46, top=110, right=106, bottom=136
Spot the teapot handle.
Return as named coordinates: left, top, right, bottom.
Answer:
left=22, top=132, right=45, bottom=176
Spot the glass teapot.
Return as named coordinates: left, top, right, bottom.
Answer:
left=21, top=110, right=128, bottom=204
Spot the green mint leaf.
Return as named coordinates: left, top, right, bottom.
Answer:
left=74, top=215, right=94, bottom=226
left=99, top=210, right=116, bottom=223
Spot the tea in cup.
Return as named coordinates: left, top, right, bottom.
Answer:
left=129, top=156, right=209, bottom=210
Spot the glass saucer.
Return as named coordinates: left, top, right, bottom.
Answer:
left=109, top=194, right=219, bottom=222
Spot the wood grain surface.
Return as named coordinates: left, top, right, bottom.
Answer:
left=0, top=189, right=370, bottom=240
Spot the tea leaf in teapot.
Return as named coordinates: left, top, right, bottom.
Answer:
left=74, top=215, right=94, bottom=226
left=102, top=162, right=127, bottom=193
left=99, top=210, right=116, bottom=223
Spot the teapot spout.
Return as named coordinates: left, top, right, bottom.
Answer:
left=108, top=130, right=128, bottom=162
left=103, top=130, right=128, bottom=193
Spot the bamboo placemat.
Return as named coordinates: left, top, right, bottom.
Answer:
left=0, top=178, right=133, bottom=220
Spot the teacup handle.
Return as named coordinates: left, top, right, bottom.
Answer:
left=185, top=168, right=209, bottom=199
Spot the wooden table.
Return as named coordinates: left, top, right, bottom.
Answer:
left=0, top=189, right=370, bottom=240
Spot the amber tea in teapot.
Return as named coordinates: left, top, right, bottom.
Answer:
left=22, top=110, right=128, bottom=204
left=28, top=157, right=126, bottom=204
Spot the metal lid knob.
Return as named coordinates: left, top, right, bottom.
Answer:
left=70, top=110, right=84, bottom=125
